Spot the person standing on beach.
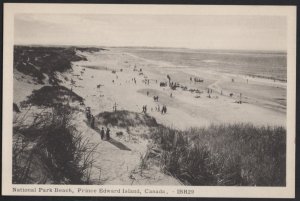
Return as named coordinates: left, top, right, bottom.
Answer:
left=100, top=127, right=105, bottom=140
left=143, top=105, right=147, bottom=114
left=91, top=115, right=95, bottom=129
left=106, top=127, right=110, bottom=140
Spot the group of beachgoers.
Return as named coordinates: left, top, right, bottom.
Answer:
left=86, top=107, right=111, bottom=140
left=99, top=127, right=111, bottom=140
left=142, top=104, right=168, bottom=114
left=142, top=105, right=147, bottom=113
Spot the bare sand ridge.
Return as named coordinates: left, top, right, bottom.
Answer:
left=13, top=48, right=286, bottom=185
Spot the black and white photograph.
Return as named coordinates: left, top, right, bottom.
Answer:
left=2, top=3, right=296, bottom=198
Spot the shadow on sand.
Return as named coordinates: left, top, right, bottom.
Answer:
left=107, top=138, right=131, bottom=151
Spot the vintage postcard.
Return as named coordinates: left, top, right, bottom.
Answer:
left=2, top=3, right=296, bottom=198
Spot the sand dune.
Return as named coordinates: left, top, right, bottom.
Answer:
left=13, top=47, right=286, bottom=185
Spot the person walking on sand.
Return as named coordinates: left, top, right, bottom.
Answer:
left=142, top=105, right=147, bottom=113
left=106, top=127, right=110, bottom=140
left=91, top=115, right=95, bottom=129
left=147, top=91, right=149, bottom=96
left=100, top=127, right=105, bottom=140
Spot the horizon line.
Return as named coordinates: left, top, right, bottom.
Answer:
left=14, top=43, right=287, bottom=53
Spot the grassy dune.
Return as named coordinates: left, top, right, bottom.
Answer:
left=13, top=104, right=98, bottom=184
left=150, top=124, right=286, bottom=186
left=21, top=85, right=84, bottom=107
left=14, top=46, right=88, bottom=84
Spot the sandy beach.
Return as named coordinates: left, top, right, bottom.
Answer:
left=61, top=48, right=286, bottom=130
left=12, top=47, right=287, bottom=186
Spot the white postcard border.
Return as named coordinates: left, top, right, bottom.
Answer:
left=2, top=3, right=296, bottom=198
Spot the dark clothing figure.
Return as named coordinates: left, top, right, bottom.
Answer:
left=106, top=128, right=110, bottom=140
left=91, top=115, right=95, bottom=129
left=161, top=105, right=167, bottom=114
left=100, top=127, right=105, bottom=140
left=86, top=112, right=91, bottom=121
left=142, top=105, right=147, bottom=113
left=147, top=91, right=149, bottom=96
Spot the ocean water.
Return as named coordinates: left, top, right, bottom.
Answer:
left=125, top=48, right=287, bottom=81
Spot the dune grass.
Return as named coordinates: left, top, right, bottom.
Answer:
left=96, top=110, right=158, bottom=128
left=13, top=104, right=98, bottom=184
left=21, top=85, right=83, bottom=107
left=150, top=123, right=286, bottom=186
left=14, top=46, right=88, bottom=84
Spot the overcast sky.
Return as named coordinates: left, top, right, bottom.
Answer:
left=14, top=14, right=287, bottom=51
